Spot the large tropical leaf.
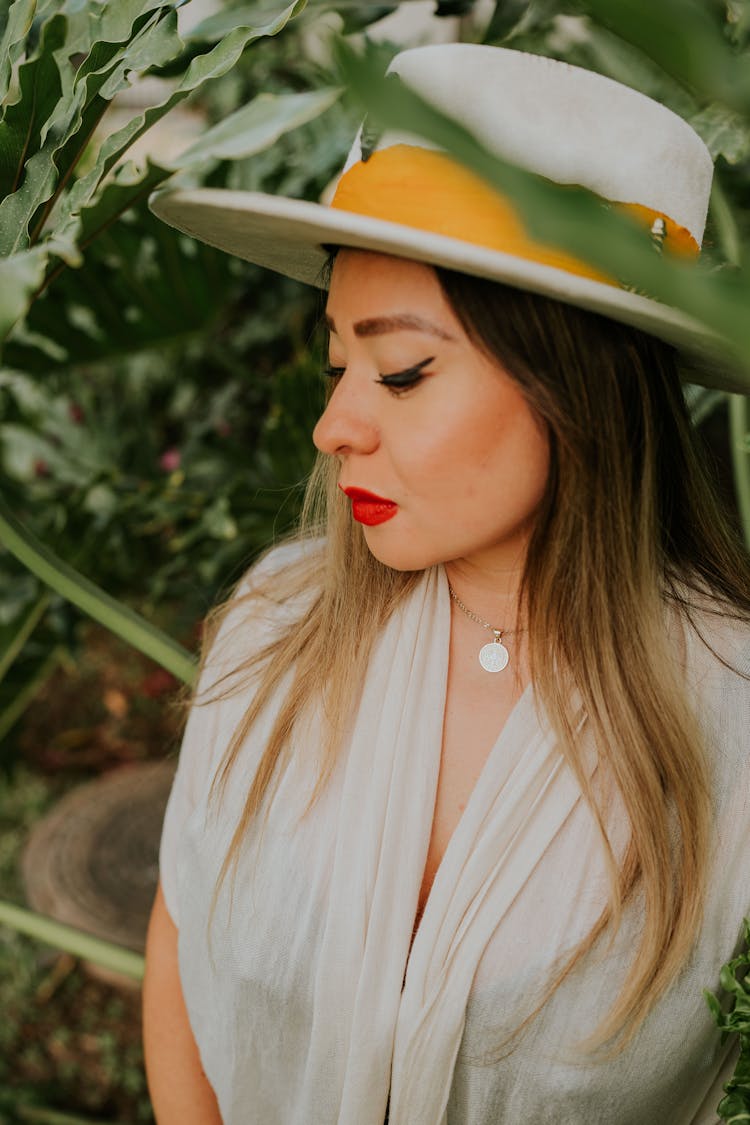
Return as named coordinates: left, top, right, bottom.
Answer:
left=578, top=0, right=750, bottom=113
left=4, top=202, right=234, bottom=369
left=0, top=0, right=37, bottom=105
left=3, top=86, right=339, bottom=368
left=0, top=224, right=80, bottom=339
left=50, top=0, right=309, bottom=246
left=0, top=3, right=185, bottom=256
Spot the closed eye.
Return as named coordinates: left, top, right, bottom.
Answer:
left=377, top=356, right=435, bottom=391
left=323, top=355, right=436, bottom=393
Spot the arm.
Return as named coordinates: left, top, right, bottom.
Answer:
left=142, top=881, right=222, bottom=1124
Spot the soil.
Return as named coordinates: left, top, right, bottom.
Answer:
left=1, top=620, right=190, bottom=1124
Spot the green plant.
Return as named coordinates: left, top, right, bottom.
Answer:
left=705, top=920, right=750, bottom=1121
left=0, top=0, right=341, bottom=717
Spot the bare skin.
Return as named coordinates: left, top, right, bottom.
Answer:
left=414, top=610, right=531, bottom=942
left=143, top=883, right=222, bottom=1124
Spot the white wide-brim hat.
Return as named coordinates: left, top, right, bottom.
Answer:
left=150, top=43, right=745, bottom=393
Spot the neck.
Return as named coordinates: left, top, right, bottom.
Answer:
left=444, top=556, right=525, bottom=631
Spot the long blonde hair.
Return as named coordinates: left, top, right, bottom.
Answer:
left=203, top=267, right=750, bottom=1054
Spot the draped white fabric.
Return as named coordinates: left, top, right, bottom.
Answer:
left=159, top=548, right=750, bottom=1125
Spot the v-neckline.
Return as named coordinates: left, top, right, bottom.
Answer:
left=405, top=572, right=536, bottom=961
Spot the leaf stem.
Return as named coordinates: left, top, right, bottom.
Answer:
left=0, top=490, right=197, bottom=684
left=0, top=590, right=51, bottom=684
left=0, top=899, right=144, bottom=981
left=729, top=393, right=750, bottom=550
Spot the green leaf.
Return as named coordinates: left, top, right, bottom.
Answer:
left=0, top=245, right=49, bottom=340
left=72, top=157, right=172, bottom=250
left=0, top=14, right=66, bottom=251
left=685, top=385, right=727, bottom=427
left=30, top=85, right=338, bottom=294
left=94, top=0, right=181, bottom=48
left=0, top=590, right=49, bottom=684
left=706, top=923, right=750, bottom=1122
left=52, top=0, right=308, bottom=245
left=0, top=12, right=65, bottom=194
left=0, top=0, right=37, bottom=106
left=481, top=0, right=533, bottom=43
left=730, top=393, right=750, bottom=549
left=0, top=642, right=62, bottom=743
left=184, top=0, right=281, bottom=41
left=172, top=85, right=340, bottom=169
left=26, top=5, right=184, bottom=247
left=0, top=488, right=197, bottom=684
left=578, top=0, right=750, bottom=114
left=15, top=86, right=339, bottom=360
left=4, top=198, right=234, bottom=369
left=690, top=105, right=750, bottom=164
left=0, top=4, right=185, bottom=255
left=710, top=177, right=745, bottom=270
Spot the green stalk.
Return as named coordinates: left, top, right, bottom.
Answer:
left=0, top=491, right=196, bottom=684
left=0, top=590, right=50, bottom=684
left=729, top=394, right=750, bottom=550
left=0, top=900, right=144, bottom=981
left=0, top=646, right=62, bottom=743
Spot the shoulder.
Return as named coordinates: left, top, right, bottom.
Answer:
left=677, top=599, right=750, bottom=770
left=199, top=536, right=325, bottom=690
left=680, top=598, right=750, bottom=688
left=239, top=536, right=325, bottom=593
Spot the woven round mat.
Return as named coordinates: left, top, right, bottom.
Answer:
left=22, top=761, right=177, bottom=960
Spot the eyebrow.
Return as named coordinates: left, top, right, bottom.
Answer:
left=325, top=313, right=456, bottom=341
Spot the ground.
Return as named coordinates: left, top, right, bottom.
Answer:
left=0, top=621, right=186, bottom=1124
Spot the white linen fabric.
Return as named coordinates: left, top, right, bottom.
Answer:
left=159, top=547, right=750, bottom=1125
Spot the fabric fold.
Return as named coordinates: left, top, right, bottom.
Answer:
left=296, top=563, right=590, bottom=1125
left=162, top=547, right=750, bottom=1125
left=297, top=565, right=450, bottom=1124
left=389, top=690, right=590, bottom=1123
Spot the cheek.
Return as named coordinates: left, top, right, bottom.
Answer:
left=418, top=402, right=548, bottom=516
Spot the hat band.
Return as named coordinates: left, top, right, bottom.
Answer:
left=329, top=145, right=699, bottom=286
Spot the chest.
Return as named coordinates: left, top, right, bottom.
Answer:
left=415, top=658, right=526, bottom=924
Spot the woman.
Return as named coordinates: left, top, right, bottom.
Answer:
left=144, top=43, right=750, bottom=1125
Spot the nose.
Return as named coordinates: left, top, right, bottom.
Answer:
left=312, top=374, right=379, bottom=458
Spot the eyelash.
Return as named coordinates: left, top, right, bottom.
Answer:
left=323, top=356, right=435, bottom=395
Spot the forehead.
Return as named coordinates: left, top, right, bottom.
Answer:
left=325, top=249, right=458, bottom=332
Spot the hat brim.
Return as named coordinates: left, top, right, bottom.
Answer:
left=149, top=187, right=747, bottom=393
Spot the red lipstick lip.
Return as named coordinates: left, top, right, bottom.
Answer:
left=339, top=485, right=398, bottom=526
left=341, top=486, right=396, bottom=505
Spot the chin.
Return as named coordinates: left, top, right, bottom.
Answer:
left=360, top=528, right=443, bottom=573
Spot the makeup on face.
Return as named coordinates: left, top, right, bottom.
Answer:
left=340, top=486, right=398, bottom=526
left=314, top=250, right=550, bottom=575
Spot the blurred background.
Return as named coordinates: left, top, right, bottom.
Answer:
left=0, top=0, right=748, bottom=1120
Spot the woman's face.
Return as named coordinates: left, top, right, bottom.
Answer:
left=313, top=250, right=550, bottom=574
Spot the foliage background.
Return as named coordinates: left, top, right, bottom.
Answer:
left=0, top=0, right=749, bottom=1120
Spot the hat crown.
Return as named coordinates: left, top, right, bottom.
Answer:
left=341, top=43, right=713, bottom=246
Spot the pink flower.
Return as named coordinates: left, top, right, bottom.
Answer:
left=159, top=448, right=181, bottom=473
